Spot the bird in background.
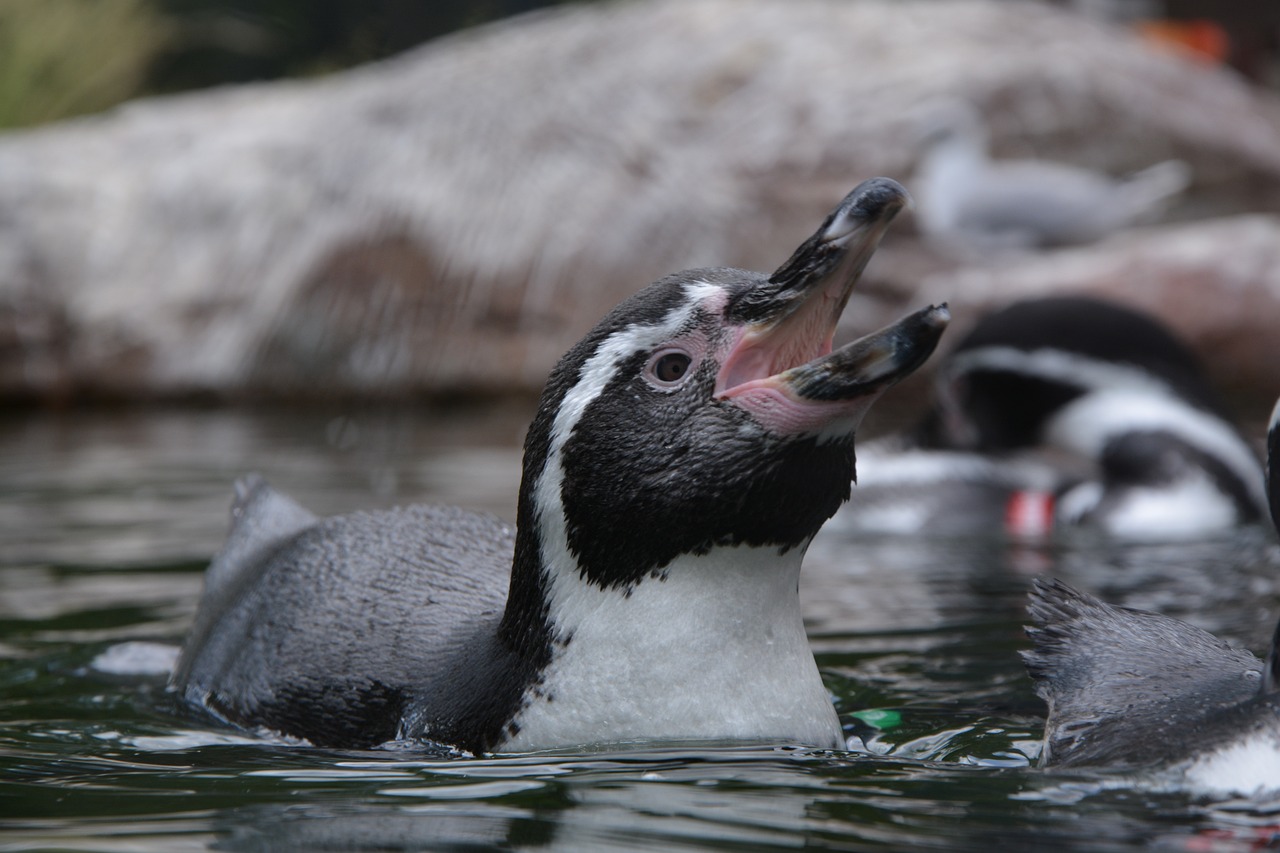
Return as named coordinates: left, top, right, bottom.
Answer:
left=911, top=99, right=1191, bottom=252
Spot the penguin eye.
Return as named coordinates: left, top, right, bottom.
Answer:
left=646, top=349, right=694, bottom=388
left=656, top=353, right=691, bottom=382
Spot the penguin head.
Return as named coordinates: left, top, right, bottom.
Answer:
left=924, top=296, right=1225, bottom=452
left=517, top=178, right=948, bottom=591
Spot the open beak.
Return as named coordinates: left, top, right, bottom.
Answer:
left=716, top=178, right=949, bottom=427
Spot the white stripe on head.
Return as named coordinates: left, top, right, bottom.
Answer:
left=543, top=281, right=725, bottom=458
left=934, top=346, right=1174, bottom=448
left=533, top=280, right=726, bottom=604
left=941, top=346, right=1174, bottom=397
left=1043, top=390, right=1265, bottom=509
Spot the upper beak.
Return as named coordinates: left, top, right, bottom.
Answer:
left=717, top=177, right=916, bottom=395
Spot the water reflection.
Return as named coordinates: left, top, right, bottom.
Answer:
left=0, top=406, right=528, bottom=567
left=807, top=521, right=1280, bottom=651
left=202, top=748, right=1015, bottom=852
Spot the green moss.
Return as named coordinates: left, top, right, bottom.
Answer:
left=0, top=0, right=171, bottom=129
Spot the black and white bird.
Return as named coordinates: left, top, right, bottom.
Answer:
left=913, top=100, right=1190, bottom=251
left=832, top=296, right=1265, bottom=540
left=1023, top=398, right=1280, bottom=795
left=171, top=178, right=949, bottom=754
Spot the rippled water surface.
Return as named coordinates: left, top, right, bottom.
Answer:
left=4, top=407, right=1280, bottom=852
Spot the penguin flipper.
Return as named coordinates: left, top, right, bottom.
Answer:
left=171, top=476, right=318, bottom=691
left=203, top=474, right=319, bottom=598
left=1023, top=578, right=1262, bottom=768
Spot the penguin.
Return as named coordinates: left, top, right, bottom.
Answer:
left=1021, top=397, right=1280, bottom=794
left=171, top=178, right=950, bottom=755
left=832, top=296, right=1265, bottom=540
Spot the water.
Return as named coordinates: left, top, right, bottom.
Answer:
left=3, top=407, right=1280, bottom=852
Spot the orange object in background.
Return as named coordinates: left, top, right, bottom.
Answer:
left=1136, top=19, right=1231, bottom=64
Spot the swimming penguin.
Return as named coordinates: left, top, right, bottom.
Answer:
left=831, top=296, right=1265, bottom=540
left=1022, top=398, right=1280, bottom=794
left=171, top=178, right=950, bottom=754
left=912, top=100, right=1190, bottom=251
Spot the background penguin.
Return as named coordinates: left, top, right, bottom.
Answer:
left=171, top=178, right=949, bottom=754
left=1022, top=396, right=1280, bottom=795
left=832, top=295, right=1265, bottom=541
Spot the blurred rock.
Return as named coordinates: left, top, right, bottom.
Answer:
left=2, top=0, right=1280, bottom=403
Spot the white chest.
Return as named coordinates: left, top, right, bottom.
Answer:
left=499, top=545, right=842, bottom=752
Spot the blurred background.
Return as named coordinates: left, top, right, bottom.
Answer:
left=1, top=0, right=1279, bottom=417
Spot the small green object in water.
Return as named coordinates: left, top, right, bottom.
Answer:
left=852, top=709, right=902, bottom=730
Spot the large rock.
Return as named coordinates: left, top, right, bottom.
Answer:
left=2, top=0, right=1280, bottom=402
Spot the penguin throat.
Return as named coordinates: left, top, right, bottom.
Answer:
left=498, top=543, right=843, bottom=752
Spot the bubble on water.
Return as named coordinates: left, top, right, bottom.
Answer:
left=90, top=641, right=180, bottom=677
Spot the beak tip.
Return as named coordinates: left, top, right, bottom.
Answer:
left=851, top=177, right=913, bottom=221
left=822, top=177, right=913, bottom=244
left=925, top=303, right=951, bottom=330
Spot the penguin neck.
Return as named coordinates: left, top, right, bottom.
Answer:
left=499, top=540, right=843, bottom=752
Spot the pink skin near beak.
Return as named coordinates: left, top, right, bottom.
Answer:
left=715, top=279, right=845, bottom=395
left=716, top=348, right=886, bottom=437
left=714, top=289, right=858, bottom=436
left=713, top=301, right=949, bottom=437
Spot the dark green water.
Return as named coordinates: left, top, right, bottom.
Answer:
left=3, top=408, right=1280, bottom=852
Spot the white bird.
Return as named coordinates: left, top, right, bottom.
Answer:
left=912, top=101, right=1190, bottom=251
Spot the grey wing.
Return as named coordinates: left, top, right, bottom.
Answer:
left=173, top=483, right=515, bottom=747
left=956, top=163, right=1118, bottom=247
left=1022, top=579, right=1262, bottom=768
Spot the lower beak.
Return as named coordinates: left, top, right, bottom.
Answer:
left=779, top=304, right=951, bottom=402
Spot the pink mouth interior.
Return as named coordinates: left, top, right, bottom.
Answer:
left=715, top=290, right=840, bottom=396
left=713, top=287, right=886, bottom=437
